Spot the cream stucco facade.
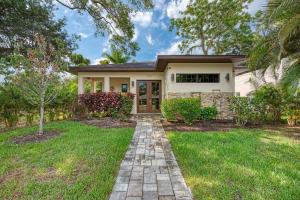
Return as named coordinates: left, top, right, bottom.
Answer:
left=77, top=62, right=235, bottom=115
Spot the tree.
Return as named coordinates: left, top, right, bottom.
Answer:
left=12, top=35, right=68, bottom=134
left=55, top=0, right=153, bottom=56
left=248, top=0, right=300, bottom=91
left=70, top=53, right=90, bottom=66
left=99, top=59, right=110, bottom=65
left=170, top=0, right=254, bottom=55
left=0, top=0, right=76, bottom=58
left=102, top=47, right=131, bottom=64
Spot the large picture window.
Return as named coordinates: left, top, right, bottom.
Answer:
left=176, top=73, right=220, bottom=83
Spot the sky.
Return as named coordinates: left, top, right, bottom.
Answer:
left=53, top=0, right=267, bottom=65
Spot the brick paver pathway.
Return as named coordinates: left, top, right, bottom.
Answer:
left=109, top=117, right=193, bottom=200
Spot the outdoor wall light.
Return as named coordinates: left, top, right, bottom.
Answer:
left=225, top=73, right=230, bottom=81
left=171, top=73, right=175, bottom=82
left=131, top=81, right=135, bottom=87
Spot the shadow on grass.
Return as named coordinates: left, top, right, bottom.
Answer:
left=168, top=129, right=300, bottom=200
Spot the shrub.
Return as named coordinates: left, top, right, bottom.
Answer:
left=199, top=106, right=218, bottom=120
left=283, top=90, right=300, bottom=126
left=229, top=96, right=253, bottom=126
left=72, top=102, right=88, bottom=120
left=162, top=98, right=202, bottom=125
left=253, top=84, right=283, bottom=122
left=79, top=92, right=134, bottom=119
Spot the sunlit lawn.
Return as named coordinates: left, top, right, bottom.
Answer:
left=0, top=121, right=133, bottom=199
left=168, top=129, right=300, bottom=200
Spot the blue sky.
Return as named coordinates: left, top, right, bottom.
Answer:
left=54, top=0, right=267, bottom=64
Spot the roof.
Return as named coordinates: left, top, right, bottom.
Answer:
left=68, top=55, right=247, bottom=74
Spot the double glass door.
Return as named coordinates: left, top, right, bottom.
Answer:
left=137, top=80, right=161, bottom=113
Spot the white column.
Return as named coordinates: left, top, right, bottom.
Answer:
left=92, top=79, right=97, bottom=93
left=130, top=78, right=136, bottom=114
left=78, top=76, right=84, bottom=95
left=104, top=76, right=110, bottom=92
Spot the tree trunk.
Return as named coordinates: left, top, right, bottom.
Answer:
left=39, top=97, right=45, bottom=134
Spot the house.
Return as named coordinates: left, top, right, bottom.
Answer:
left=69, top=55, right=246, bottom=119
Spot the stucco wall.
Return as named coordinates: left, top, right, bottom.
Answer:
left=110, top=78, right=130, bottom=92
left=164, top=63, right=235, bottom=98
left=78, top=72, right=165, bottom=114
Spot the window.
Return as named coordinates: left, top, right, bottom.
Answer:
left=176, top=73, right=220, bottom=83
left=121, top=84, right=128, bottom=92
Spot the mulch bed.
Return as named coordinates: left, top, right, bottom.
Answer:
left=162, top=119, right=262, bottom=132
left=162, top=119, right=238, bottom=132
left=11, top=130, right=61, bottom=144
left=81, top=117, right=137, bottom=128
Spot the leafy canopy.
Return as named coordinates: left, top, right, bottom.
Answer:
left=170, top=0, right=254, bottom=55
left=248, top=0, right=300, bottom=91
left=56, top=0, right=153, bottom=56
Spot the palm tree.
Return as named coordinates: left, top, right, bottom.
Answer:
left=248, top=0, right=300, bottom=91
left=102, top=48, right=130, bottom=64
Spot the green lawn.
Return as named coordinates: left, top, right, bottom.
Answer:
left=168, top=129, right=300, bottom=200
left=0, top=121, right=133, bottom=199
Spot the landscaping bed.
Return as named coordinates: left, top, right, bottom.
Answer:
left=11, top=130, right=61, bottom=144
left=0, top=121, right=134, bottom=199
left=80, top=117, right=136, bottom=128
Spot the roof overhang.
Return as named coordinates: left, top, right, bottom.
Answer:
left=68, top=55, right=247, bottom=75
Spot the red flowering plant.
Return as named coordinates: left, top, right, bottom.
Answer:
left=79, top=92, right=135, bottom=118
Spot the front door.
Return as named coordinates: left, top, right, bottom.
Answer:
left=137, top=80, right=161, bottom=113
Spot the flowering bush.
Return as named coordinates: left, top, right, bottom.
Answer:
left=79, top=92, right=135, bottom=118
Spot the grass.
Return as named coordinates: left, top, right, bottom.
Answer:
left=0, top=121, right=134, bottom=199
left=167, top=129, right=300, bottom=200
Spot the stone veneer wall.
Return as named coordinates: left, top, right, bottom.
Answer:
left=167, top=92, right=234, bottom=119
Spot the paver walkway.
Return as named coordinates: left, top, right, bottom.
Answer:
left=109, top=117, right=193, bottom=200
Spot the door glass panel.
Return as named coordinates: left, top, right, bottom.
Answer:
left=138, top=81, right=147, bottom=112
left=151, top=82, right=160, bottom=112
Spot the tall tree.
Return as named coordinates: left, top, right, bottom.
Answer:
left=248, top=0, right=300, bottom=91
left=102, top=47, right=131, bottom=64
left=70, top=53, right=90, bottom=66
left=0, top=0, right=76, bottom=58
left=12, top=35, right=68, bottom=134
left=170, top=0, right=254, bottom=55
left=55, top=0, right=153, bottom=56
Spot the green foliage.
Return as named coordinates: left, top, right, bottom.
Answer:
left=252, top=84, right=283, bottom=122
left=162, top=98, right=202, bottom=125
left=102, top=46, right=131, bottom=64
left=118, top=94, right=134, bottom=119
left=248, top=0, right=300, bottom=91
left=69, top=53, right=90, bottom=66
left=0, top=83, right=21, bottom=127
left=0, top=0, right=76, bottom=60
left=283, top=89, right=300, bottom=126
left=170, top=0, right=255, bottom=54
left=229, top=96, right=254, bottom=126
left=199, top=106, right=218, bottom=120
left=55, top=0, right=153, bottom=56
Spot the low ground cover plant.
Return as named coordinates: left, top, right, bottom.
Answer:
left=161, top=98, right=218, bottom=125
left=79, top=92, right=134, bottom=119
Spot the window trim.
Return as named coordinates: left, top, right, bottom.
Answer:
left=175, top=73, right=220, bottom=83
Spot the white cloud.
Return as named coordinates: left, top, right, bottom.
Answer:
left=132, top=27, right=139, bottom=41
left=146, top=34, right=154, bottom=45
left=78, top=32, right=89, bottom=39
left=159, top=41, right=182, bottom=55
left=131, top=11, right=153, bottom=27
left=166, top=0, right=189, bottom=19
left=154, top=0, right=166, bottom=10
